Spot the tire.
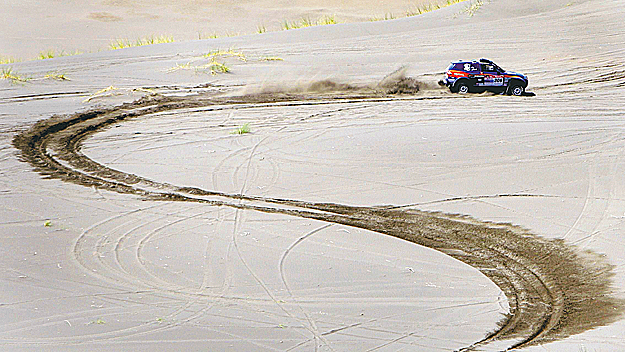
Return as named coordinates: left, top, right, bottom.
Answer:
left=455, top=81, right=470, bottom=94
left=508, top=82, right=525, bottom=96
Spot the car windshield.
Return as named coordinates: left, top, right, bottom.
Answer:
left=492, top=63, right=505, bottom=72
left=481, top=63, right=499, bottom=73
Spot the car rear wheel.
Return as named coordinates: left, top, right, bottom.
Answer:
left=456, top=81, right=470, bottom=94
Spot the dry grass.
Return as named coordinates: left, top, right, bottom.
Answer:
left=167, top=47, right=247, bottom=76
left=282, top=15, right=338, bottom=30
left=200, top=61, right=231, bottom=75
left=0, top=56, right=20, bottom=64
left=259, top=56, right=284, bottom=61
left=167, top=60, right=230, bottom=76
left=83, top=86, right=156, bottom=103
left=36, top=49, right=82, bottom=60
left=368, top=0, right=468, bottom=22
left=44, top=72, right=70, bottom=81
left=318, top=15, right=338, bottom=25
left=204, top=48, right=247, bottom=62
left=464, top=0, right=485, bottom=16
left=109, top=35, right=174, bottom=50
left=369, top=13, right=397, bottom=21
left=166, top=62, right=193, bottom=73
left=83, top=86, right=119, bottom=102
left=1, top=67, right=30, bottom=83
left=198, top=32, right=220, bottom=39
left=406, top=0, right=467, bottom=16
left=1, top=67, right=72, bottom=83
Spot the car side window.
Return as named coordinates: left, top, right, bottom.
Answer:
left=481, top=63, right=496, bottom=73
left=462, top=63, right=479, bottom=73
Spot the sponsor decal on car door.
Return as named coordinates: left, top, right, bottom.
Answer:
left=484, top=74, right=504, bottom=86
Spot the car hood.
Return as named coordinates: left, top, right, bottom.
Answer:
left=504, top=71, right=527, bottom=80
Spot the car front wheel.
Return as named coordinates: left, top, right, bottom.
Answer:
left=509, top=83, right=525, bottom=96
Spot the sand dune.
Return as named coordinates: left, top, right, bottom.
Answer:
left=1, top=0, right=625, bottom=351
left=2, top=0, right=440, bottom=58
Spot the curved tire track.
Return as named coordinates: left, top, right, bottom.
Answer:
left=12, top=91, right=624, bottom=350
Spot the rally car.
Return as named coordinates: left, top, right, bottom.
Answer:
left=441, top=58, right=529, bottom=96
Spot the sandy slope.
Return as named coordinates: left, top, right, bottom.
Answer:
left=2, top=0, right=438, bottom=58
left=1, top=0, right=625, bottom=351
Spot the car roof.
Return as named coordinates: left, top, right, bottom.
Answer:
left=451, top=58, right=495, bottom=64
left=451, top=60, right=476, bottom=64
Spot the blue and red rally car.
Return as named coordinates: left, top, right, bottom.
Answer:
left=442, top=58, right=529, bottom=96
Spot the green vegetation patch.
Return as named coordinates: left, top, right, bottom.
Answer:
left=204, top=48, right=247, bottom=62
left=282, top=15, right=338, bottom=30
left=406, top=0, right=468, bottom=16
left=1, top=67, right=30, bottom=84
left=44, top=72, right=70, bottom=81
left=0, top=56, right=20, bottom=64
left=231, top=123, right=251, bottom=135
left=109, top=35, right=174, bottom=50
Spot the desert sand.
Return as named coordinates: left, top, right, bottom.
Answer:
left=1, top=0, right=625, bottom=351
left=2, top=0, right=441, bottom=58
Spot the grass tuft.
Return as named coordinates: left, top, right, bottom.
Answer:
left=281, top=20, right=294, bottom=31
left=83, top=86, right=119, bottom=102
left=464, top=0, right=485, bottom=16
left=109, top=39, right=133, bottom=50
left=166, top=62, right=192, bottom=73
left=206, top=60, right=230, bottom=75
left=231, top=123, right=251, bottom=135
left=300, top=17, right=314, bottom=27
left=198, top=32, right=220, bottom=40
left=282, top=15, right=339, bottom=30
left=370, top=13, right=396, bottom=21
left=44, top=72, right=70, bottom=81
left=168, top=48, right=243, bottom=76
left=167, top=60, right=230, bottom=76
left=0, top=56, right=20, bottom=64
left=259, top=56, right=284, bottom=61
left=204, top=48, right=247, bottom=61
left=257, top=25, right=267, bottom=34
left=36, top=49, right=82, bottom=60
left=406, top=0, right=467, bottom=16
left=109, top=35, right=174, bottom=50
left=38, top=50, right=57, bottom=60
left=318, top=15, right=338, bottom=25
left=1, top=67, right=30, bottom=83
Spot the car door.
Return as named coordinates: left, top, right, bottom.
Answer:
left=464, top=62, right=483, bottom=86
left=481, top=63, right=504, bottom=87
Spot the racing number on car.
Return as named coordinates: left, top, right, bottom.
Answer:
left=464, top=63, right=472, bottom=72
left=493, top=77, right=504, bottom=85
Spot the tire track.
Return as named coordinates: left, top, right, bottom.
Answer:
left=12, top=90, right=625, bottom=350
left=279, top=224, right=334, bottom=351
